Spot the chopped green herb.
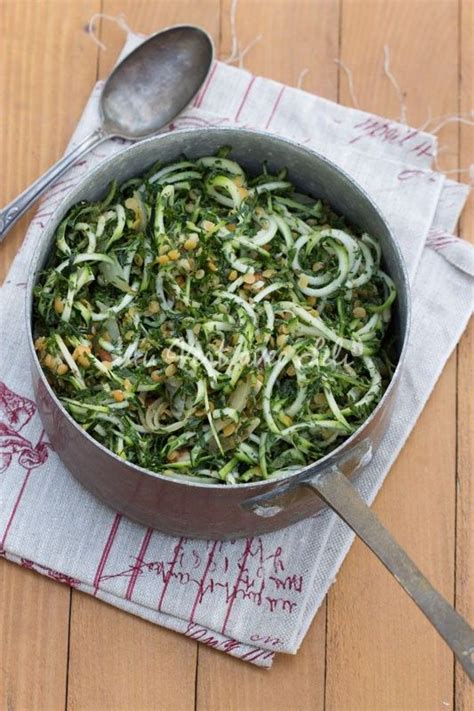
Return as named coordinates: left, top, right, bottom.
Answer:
left=33, top=149, right=396, bottom=484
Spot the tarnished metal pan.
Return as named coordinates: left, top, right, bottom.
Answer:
left=26, top=128, right=473, bottom=678
left=27, top=128, right=408, bottom=538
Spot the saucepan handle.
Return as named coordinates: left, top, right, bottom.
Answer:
left=304, top=466, right=474, bottom=681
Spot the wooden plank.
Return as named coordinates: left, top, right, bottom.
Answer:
left=196, top=1, right=339, bottom=707
left=196, top=608, right=327, bottom=711
left=0, top=3, right=99, bottom=710
left=326, top=366, right=458, bottom=709
left=0, top=0, right=101, bottom=282
left=96, top=0, right=221, bottom=80
left=456, top=327, right=474, bottom=711
left=325, top=1, right=459, bottom=708
left=0, top=559, right=70, bottom=711
left=66, top=3, right=220, bottom=710
left=456, top=1, right=473, bottom=707
left=219, top=0, right=340, bottom=100
left=67, top=591, right=197, bottom=711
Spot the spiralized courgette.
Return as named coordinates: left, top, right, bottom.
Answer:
left=33, top=148, right=396, bottom=484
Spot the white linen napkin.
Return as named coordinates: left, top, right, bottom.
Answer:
left=1, top=32, right=473, bottom=667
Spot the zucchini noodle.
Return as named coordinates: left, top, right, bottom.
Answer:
left=33, top=148, right=396, bottom=484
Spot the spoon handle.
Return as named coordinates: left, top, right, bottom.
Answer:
left=0, top=127, right=107, bottom=243
left=305, top=467, right=474, bottom=681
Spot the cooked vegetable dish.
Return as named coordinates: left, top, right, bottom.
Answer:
left=33, top=149, right=396, bottom=484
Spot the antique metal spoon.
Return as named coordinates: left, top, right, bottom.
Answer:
left=0, top=25, right=214, bottom=241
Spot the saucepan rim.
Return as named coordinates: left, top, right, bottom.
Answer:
left=25, top=126, right=411, bottom=492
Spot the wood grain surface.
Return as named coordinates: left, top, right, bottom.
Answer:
left=0, top=1, right=472, bottom=710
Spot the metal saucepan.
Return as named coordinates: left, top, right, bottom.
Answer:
left=26, top=128, right=474, bottom=678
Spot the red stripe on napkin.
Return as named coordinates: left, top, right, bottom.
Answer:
left=157, top=536, right=185, bottom=611
left=193, top=62, right=219, bottom=108
left=125, top=526, right=154, bottom=601
left=265, top=86, right=286, bottom=129
left=0, top=470, right=32, bottom=548
left=93, top=513, right=122, bottom=595
left=188, top=540, right=219, bottom=623
left=235, top=76, right=256, bottom=121
left=221, top=537, right=254, bottom=634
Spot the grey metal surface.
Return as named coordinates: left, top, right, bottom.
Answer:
left=306, top=467, right=474, bottom=681
left=100, top=25, right=213, bottom=138
left=0, top=25, right=213, bottom=241
left=26, top=127, right=410, bottom=538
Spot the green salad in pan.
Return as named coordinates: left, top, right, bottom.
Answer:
left=33, top=149, right=397, bottom=484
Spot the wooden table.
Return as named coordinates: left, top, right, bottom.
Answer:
left=1, top=1, right=472, bottom=709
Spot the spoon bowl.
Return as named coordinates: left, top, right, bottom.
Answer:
left=101, top=26, right=214, bottom=139
left=0, top=24, right=214, bottom=239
